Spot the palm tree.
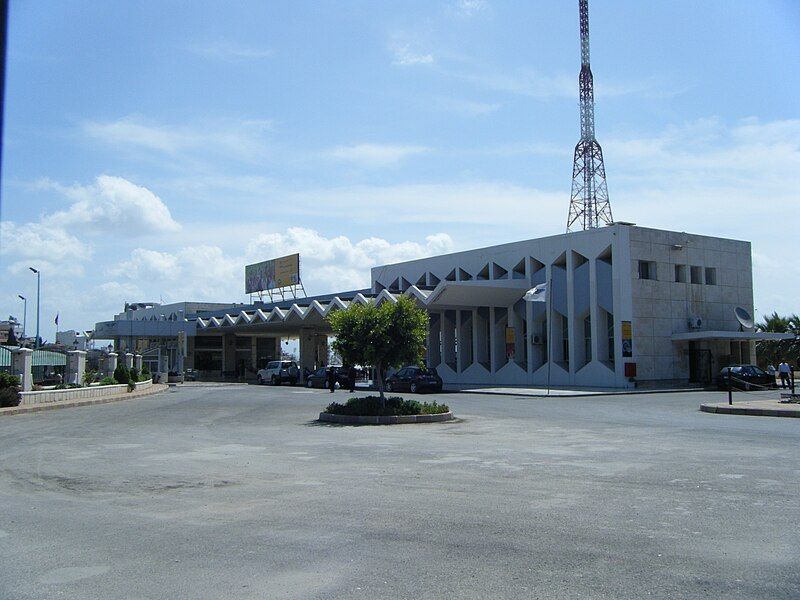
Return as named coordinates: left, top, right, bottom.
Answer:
left=756, top=312, right=800, bottom=367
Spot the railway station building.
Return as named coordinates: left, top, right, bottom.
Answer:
left=93, top=223, right=788, bottom=389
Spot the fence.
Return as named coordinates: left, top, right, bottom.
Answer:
left=0, top=346, right=11, bottom=375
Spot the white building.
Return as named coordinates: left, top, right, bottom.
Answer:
left=94, top=224, right=785, bottom=388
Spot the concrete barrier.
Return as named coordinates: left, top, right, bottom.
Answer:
left=20, top=380, right=153, bottom=406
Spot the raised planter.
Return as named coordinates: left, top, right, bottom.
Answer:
left=318, top=411, right=454, bottom=425
left=20, top=380, right=153, bottom=405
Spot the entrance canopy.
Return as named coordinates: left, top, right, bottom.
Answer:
left=671, top=331, right=794, bottom=342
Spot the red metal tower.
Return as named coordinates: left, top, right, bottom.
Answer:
left=566, top=0, right=613, bottom=232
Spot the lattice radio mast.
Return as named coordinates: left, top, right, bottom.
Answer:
left=566, top=0, right=613, bottom=232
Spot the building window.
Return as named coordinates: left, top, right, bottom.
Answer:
left=638, top=260, right=656, bottom=280
left=584, top=316, right=592, bottom=363
left=690, top=266, right=703, bottom=284
left=704, top=267, right=716, bottom=285
left=562, top=315, right=569, bottom=364
left=674, top=264, right=686, bottom=283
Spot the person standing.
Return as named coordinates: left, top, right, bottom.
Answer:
left=326, top=366, right=336, bottom=393
left=778, top=360, right=791, bottom=389
left=348, top=365, right=357, bottom=393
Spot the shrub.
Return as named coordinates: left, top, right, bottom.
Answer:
left=141, top=364, right=151, bottom=380
left=129, top=367, right=140, bottom=383
left=113, top=362, right=130, bottom=385
left=83, top=369, right=98, bottom=386
left=325, top=395, right=449, bottom=417
left=54, top=383, right=81, bottom=390
left=99, top=376, right=116, bottom=386
left=0, top=372, right=22, bottom=408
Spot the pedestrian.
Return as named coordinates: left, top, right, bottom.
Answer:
left=326, top=366, right=336, bottom=393
left=348, top=365, right=357, bottom=393
left=778, top=360, right=791, bottom=389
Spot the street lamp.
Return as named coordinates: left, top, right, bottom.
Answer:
left=17, top=295, right=26, bottom=338
left=28, top=267, right=40, bottom=349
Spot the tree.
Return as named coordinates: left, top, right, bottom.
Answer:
left=328, top=296, right=429, bottom=405
left=756, top=312, right=800, bottom=367
left=113, top=362, right=130, bottom=385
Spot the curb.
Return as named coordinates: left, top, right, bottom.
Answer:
left=449, top=387, right=705, bottom=398
left=700, top=403, right=800, bottom=418
left=318, top=411, right=454, bottom=425
left=0, top=384, right=169, bottom=417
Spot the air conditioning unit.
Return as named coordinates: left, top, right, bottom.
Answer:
left=687, top=316, right=703, bottom=329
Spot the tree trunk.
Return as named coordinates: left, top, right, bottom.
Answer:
left=376, top=360, right=385, bottom=408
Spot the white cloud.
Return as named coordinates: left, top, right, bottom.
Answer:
left=0, top=221, right=91, bottom=276
left=82, top=116, right=272, bottom=162
left=186, top=40, right=273, bottom=60
left=327, top=143, right=431, bottom=167
left=450, top=0, right=488, bottom=18
left=391, top=44, right=434, bottom=66
left=40, top=175, right=181, bottom=235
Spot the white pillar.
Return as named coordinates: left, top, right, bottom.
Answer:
left=106, top=352, right=118, bottom=378
left=134, top=354, right=143, bottom=372
left=66, top=350, right=87, bottom=386
left=124, top=352, right=134, bottom=370
left=11, top=348, right=33, bottom=392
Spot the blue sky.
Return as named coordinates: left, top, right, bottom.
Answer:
left=1, top=0, right=799, bottom=341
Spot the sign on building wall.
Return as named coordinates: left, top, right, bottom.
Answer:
left=621, top=321, right=633, bottom=357
left=245, top=254, right=300, bottom=294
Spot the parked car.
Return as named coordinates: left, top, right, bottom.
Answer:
left=183, top=368, right=198, bottom=382
left=305, top=366, right=349, bottom=389
left=257, top=360, right=299, bottom=385
left=385, top=366, right=443, bottom=393
left=717, top=365, right=776, bottom=391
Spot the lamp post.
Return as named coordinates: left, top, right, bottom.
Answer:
left=17, top=295, right=26, bottom=339
left=28, top=267, right=40, bottom=348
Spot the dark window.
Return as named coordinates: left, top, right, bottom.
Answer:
left=704, top=267, right=716, bottom=285
left=675, top=264, right=686, bottom=283
left=638, top=260, right=656, bottom=280
left=690, top=266, right=703, bottom=284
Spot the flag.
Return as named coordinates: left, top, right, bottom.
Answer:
left=524, top=283, right=548, bottom=302
left=54, top=312, right=59, bottom=326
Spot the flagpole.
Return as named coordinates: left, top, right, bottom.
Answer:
left=546, top=276, right=552, bottom=396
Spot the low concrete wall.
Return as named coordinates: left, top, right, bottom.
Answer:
left=318, top=411, right=454, bottom=425
left=20, top=380, right=153, bottom=406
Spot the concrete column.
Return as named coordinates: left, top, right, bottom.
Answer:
left=474, top=308, right=490, bottom=369
left=428, top=313, right=442, bottom=368
left=442, top=311, right=456, bottom=371
left=134, top=354, right=143, bottom=372
left=589, top=257, right=600, bottom=367
left=124, top=353, right=134, bottom=370
left=315, top=335, right=328, bottom=366
left=66, top=350, right=87, bottom=386
left=565, top=251, right=576, bottom=375
left=11, top=348, right=33, bottom=392
left=106, top=353, right=118, bottom=378
left=298, top=330, right=316, bottom=376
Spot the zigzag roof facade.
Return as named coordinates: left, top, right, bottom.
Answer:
left=195, top=287, right=435, bottom=330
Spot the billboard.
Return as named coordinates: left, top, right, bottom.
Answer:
left=245, top=253, right=300, bottom=294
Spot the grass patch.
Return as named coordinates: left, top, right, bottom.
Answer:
left=325, top=395, right=449, bottom=417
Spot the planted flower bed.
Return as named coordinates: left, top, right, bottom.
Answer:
left=320, top=396, right=453, bottom=424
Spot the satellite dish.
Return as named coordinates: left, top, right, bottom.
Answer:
left=734, top=307, right=754, bottom=330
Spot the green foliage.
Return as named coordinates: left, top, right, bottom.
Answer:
left=325, top=395, right=449, bottom=417
left=141, top=364, right=151, bottom=380
left=0, top=372, right=22, bottom=408
left=99, top=376, right=116, bottom=386
left=82, top=370, right=98, bottom=386
left=113, top=362, right=130, bottom=385
left=54, top=383, right=81, bottom=390
left=129, top=367, right=140, bottom=383
left=756, top=312, right=800, bottom=367
left=328, top=296, right=429, bottom=401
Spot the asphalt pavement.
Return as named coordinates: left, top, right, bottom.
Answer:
left=1, top=385, right=798, bottom=599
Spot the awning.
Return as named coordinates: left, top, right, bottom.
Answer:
left=671, top=331, right=795, bottom=342
left=425, top=280, right=530, bottom=308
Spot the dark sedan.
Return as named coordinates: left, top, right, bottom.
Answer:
left=385, top=366, right=443, bottom=394
left=717, top=365, right=777, bottom=391
left=305, top=366, right=350, bottom=389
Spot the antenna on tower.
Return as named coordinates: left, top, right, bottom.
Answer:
left=566, top=0, right=613, bottom=232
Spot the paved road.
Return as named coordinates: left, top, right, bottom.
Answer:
left=1, top=386, right=798, bottom=599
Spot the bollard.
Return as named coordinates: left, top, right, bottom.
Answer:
left=728, top=385, right=732, bottom=405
